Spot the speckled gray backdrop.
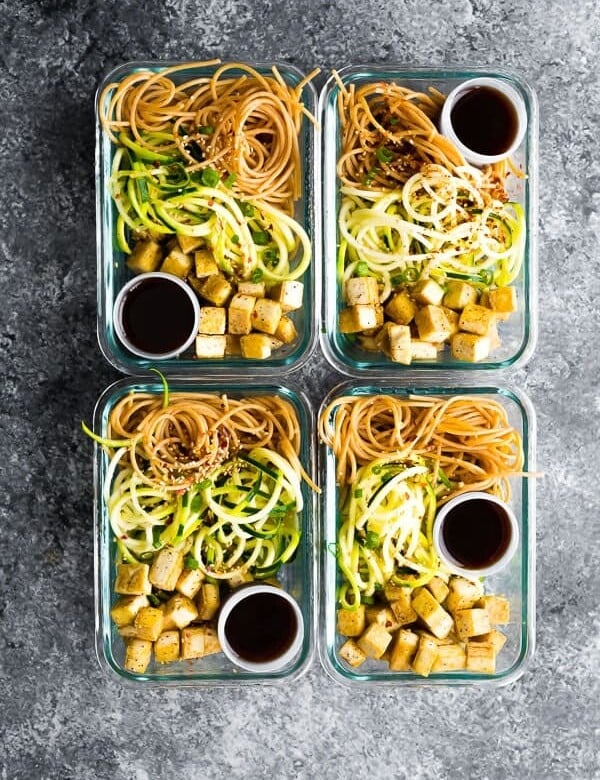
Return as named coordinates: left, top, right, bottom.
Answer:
left=0, top=1, right=598, bottom=778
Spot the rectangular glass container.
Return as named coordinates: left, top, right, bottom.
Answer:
left=93, top=377, right=316, bottom=685
left=318, top=379, right=536, bottom=686
left=95, top=60, right=319, bottom=376
left=319, top=65, right=538, bottom=375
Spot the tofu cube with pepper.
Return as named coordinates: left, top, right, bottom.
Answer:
left=228, top=294, right=256, bottom=335
left=389, top=588, right=418, bottom=626
left=110, top=594, right=149, bottom=627
left=454, top=608, right=491, bottom=640
left=114, top=563, right=152, bottom=596
left=337, top=605, right=366, bottom=637
left=415, top=305, right=454, bottom=343
left=124, top=638, right=153, bottom=673
left=197, top=583, right=221, bottom=620
left=412, top=588, right=453, bottom=639
left=412, top=278, right=444, bottom=306
left=426, top=577, right=450, bottom=604
left=251, top=298, right=282, bottom=335
left=339, top=639, right=367, bottom=668
left=466, top=641, right=496, bottom=673
left=356, top=623, right=392, bottom=659
left=271, top=280, right=304, bottom=311
left=345, top=276, right=379, bottom=306
left=410, top=340, right=438, bottom=360
left=451, top=332, right=491, bottom=362
left=459, top=303, right=496, bottom=336
left=411, top=635, right=438, bottom=676
left=161, top=247, right=194, bottom=279
left=194, top=250, right=219, bottom=278
left=441, top=306, right=460, bottom=336
left=176, top=568, right=205, bottom=599
left=237, top=280, right=265, bottom=298
left=225, top=334, right=242, bottom=355
left=177, top=234, right=205, bottom=254
left=126, top=239, right=163, bottom=274
left=339, top=305, right=379, bottom=333
left=162, top=594, right=199, bottom=629
left=431, top=643, right=467, bottom=673
left=240, top=333, right=272, bottom=359
left=472, top=629, right=507, bottom=656
left=154, top=630, right=181, bottom=664
left=198, top=306, right=226, bottom=335
left=200, top=274, right=233, bottom=306
left=488, top=286, right=517, bottom=318
left=384, top=290, right=417, bottom=325
left=477, top=595, right=510, bottom=625
left=388, top=629, right=419, bottom=671
left=443, top=280, right=478, bottom=310
left=133, top=606, right=164, bottom=641
left=202, top=625, right=222, bottom=656
left=181, top=626, right=205, bottom=660
left=149, top=546, right=184, bottom=592
left=274, top=315, right=297, bottom=345
left=387, top=323, right=412, bottom=364
left=195, top=334, right=227, bottom=358
left=445, top=577, right=483, bottom=613
left=365, top=606, right=401, bottom=633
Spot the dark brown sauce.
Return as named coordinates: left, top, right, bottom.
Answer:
left=225, top=592, right=298, bottom=663
left=450, top=86, right=519, bottom=156
left=121, top=276, right=196, bottom=355
left=442, top=498, right=512, bottom=569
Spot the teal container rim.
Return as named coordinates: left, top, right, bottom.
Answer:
left=318, top=64, right=539, bottom=376
left=95, top=58, right=321, bottom=378
left=92, top=376, right=317, bottom=686
left=316, top=378, right=536, bottom=687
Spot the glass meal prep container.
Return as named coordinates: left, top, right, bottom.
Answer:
left=95, top=60, right=319, bottom=376
left=92, top=377, right=317, bottom=685
left=319, top=65, right=539, bottom=376
left=318, top=379, right=536, bottom=686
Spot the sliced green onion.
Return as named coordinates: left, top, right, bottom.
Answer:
left=252, top=230, right=270, bottom=245
left=375, top=146, right=394, bottom=163
left=201, top=167, right=220, bottom=187
left=224, top=173, right=237, bottom=188
left=198, top=125, right=214, bottom=135
left=184, top=553, right=199, bottom=570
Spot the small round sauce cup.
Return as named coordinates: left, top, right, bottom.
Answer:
left=113, top=272, right=200, bottom=359
left=433, top=491, right=519, bottom=579
left=217, top=584, right=304, bottom=673
left=439, top=77, right=527, bottom=167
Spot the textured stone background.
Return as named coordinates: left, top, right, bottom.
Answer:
left=1, top=1, right=599, bottom=778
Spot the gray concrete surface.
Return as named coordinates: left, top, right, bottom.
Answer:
left=0, top=0, right=598, bottom=778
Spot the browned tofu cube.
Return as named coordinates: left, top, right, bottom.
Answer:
left=224, top=334, right=242, bottom=355
left=161, top=247, right=194, bottom=279
left=124, top=638, right=153, bottom=673
left=442, top=280, right=478, bottom=310
left=274, top=315, right=298, bottom=344
left=240, top=333, right=272, bottom=359
left=345, top=277, right=379, bottom=306
left=202, top=625, right=222, bottom=656
left=466, top=641, right=496, bottom=674
left=339, top=639, right=367, bottom=668
left=195, top=334, right=227, bottom=358
left=364, top=606, right=401, bottom=633
left=194, top=249, right=219, bottom=278
left=415, top=305, right=454, bottom=343
left=431, top=643, right=466, bottom=673
left=337, top=605, right=366, bottom=637
left=197, top=583, right=221, bottom=621
left=162, top=594, right=199, bottom=630
left=271, top=280, right=304, bottom=311
left=454, top=608, right=491, bottom=640
left=458, top=303, right=496, bottom=336
left=426, top=577, right=450, bottom=604
left=198, top=306, right=226, bottom=335
left=238, top=280, right=266, bottom=298
left=356, top=623, right=392, bottom=659
left=387, top=323, right=412, bottom=364
left=412, top=588, right=453, bottom=639
left=451, top=332, right=491, bottom=362
left=389, top=589, right=418, bottom=626
left=445, top=577, right=484, bottom=613
left=410, top=340, right=438, bottom=360
left=411, top=635, right=438, bottom=677
left=133, top=606, right=164, bottom=642
left=126, top=239, right=163, bottom=274
left=149, top=547, right=184, bottom=592
left=412, top=278, right=444, bottom=305
left=339, top=305, right=379, bottom=333
left=110, top=594, right=149, bottom=627
left=177, top=234, right=205, bottom=254
left=181, top=626, right=205, bottom=659
left=472, top=629, right=507, bottom=657
left=388, top=629, right=419, bottom=672
left=488, top=286, right=517, bottom=317
left=114, top=563, right=152, bottom=596
left=251, top=298, right=282, bottom=335
left=175, top=568, right=205, bottom=599
left=228, top=294, right=256, bottom=335
left=201, top=274, right=233, bottom=306
left=441, top=306, right=460, bottom=336
left=384, top=291, right=417, bottom=325
left=154, top=630, right=180, bottom=664
left=477, top=595, right=510, bottom=625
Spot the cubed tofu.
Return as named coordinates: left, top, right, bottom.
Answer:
left=410, top=340, right=438, bottom=360
left=431, top=643, right=466, bottom=673
left=274, top=315, right=297, bottom=345
left=251, top=298, right=282, bottom=335
left=451, top=332, right=491, bottom=362
left=454, top=608, right=491, bottom=640
left=224, top=334, right=242, bottom=355
left=149, top=547, right=184, bottom=592
left=364, top=606, right=401, bottom=633
left=411, top=635, right=438, bottom=677
left=387, top=323, right=412, bottom=364
left=110, top=594, right=149, bottom=627
left=442, top=280, right=478, bottom=310
left=161, top=247, right=194, bottom=279
left=200, top=274, right=233, bottom=306
left=198, top=306, right=226, bottom=335
left=359, top=334, right=381, bottom=352
left=339, top=305, right=379, bottom=333
left=337, top=605, right=366, bottom=637
left=388, top=629, right=420, bottom=672
left=227, top=569, right=254, bottom=588
left=373, top=321, right=394, bottom=352
left=124, top=638, right=152, bottom=673
left=363, top=305, right=384, bottom=334
left=389, top=589, right=418, bottom=626
left=415, top=305, right=454, bottom=343
left=126, top=239, right=163, bottom=274
left=177, top=234, right=205, bottom=254
left=134, top=606, right=164, bottom=642
left=154, top=630, right=181, bottom=664
left=445, top=577, right=483, bottom=613
left=488, top=286, right=517, bottom=317
left=240, top=333, right=271, bottom=359
left=345, top=277, right=379, bottom=306
left=237, top=281, right=266, bottom=298
left=194, top=249, right=219, bottom=278
left=339, top=639, right=367, bottom=668
left=472, top=629, right=507, bottom=657
left=412, top=588, right=453, bottom=639
left=162, top=594, right=199, bottom=630
left=228, top=294, right=256, bottom=335
left=477, top=595, right=510, bottom=625
left=458, top=303, right=496, bottom=336
left=114, top=563, right=152, bottom=596
left=412, top=278, right=445, bottom=306
left=441, top=306, right=460, bottom=336
left=181, top=626, right=205, bottom=660
left=356, top=623, right=392, bottom=659
left=271, top=280, right=304, bottom=312
left=202, top=625, right=222, bottom=656
left=197, top=583, right=221, bottom=621
left=195, top=334, right=227, bottom=358
left=118, top=624, right=140, bottom=639
left=384, top=583, right=411, bottom=602
left=466, top=641, right=496, bottom=674
left=176, top=568, right=205, bottom=599
left=384, top=291, right=417, bottom=325
left=426, top=577, right=450, bottom=604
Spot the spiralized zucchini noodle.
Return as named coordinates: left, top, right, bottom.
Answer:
left=318, top=393, right=525, bottom=607
left=92, top=391, right=317, bottom=582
